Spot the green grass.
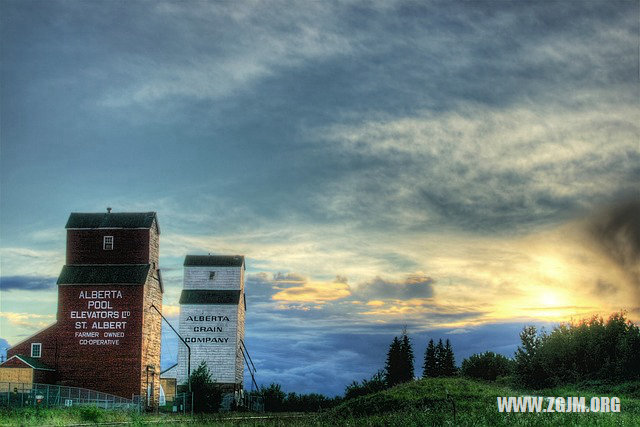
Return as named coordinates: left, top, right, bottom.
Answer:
left=0, top=407, right=312, bottom=426
left=1, top=379, right=638, bottom=426
left=315, top=377, right=640, bottom=426
left=0, top=406, right=142, bottom=426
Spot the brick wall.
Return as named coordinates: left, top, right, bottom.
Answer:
left=55, top=284, right=145, bottom=398
left=33, top=369, right=56, bottom=384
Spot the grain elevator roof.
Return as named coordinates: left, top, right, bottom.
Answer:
left=57, top=264, right=150, bottom=285
left=65, top=212, right=158, bottom=231
left=183, top=255, right=245, bottom=267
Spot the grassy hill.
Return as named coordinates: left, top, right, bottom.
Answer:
left=318, top=377, right=640, bottom=426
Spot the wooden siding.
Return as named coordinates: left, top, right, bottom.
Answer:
left=177, top=263, right=244, bottom=387
left=235, top=293, right=246, bottom=384
left=177, top=304, right=239, bottom=385
left=0, top=368, right=33, bottom=384
left=183, top=267, right=243, bottom=291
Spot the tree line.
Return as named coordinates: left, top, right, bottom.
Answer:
left=346, top=311, right=639, bottom=401
left=514, top=312, right=639, bottom=388
left=186, top=363, right=341, bottom=413
left=251, top=383, right=341, bottom=412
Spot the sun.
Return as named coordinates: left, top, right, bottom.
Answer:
left=540, top=291, right=562, bottom=307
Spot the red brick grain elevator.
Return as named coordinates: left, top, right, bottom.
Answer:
left=5, top=211, right=163, bottom=403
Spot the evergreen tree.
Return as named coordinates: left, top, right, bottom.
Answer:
left=189, top=361, right=222, bottom=413
left=442, top=339, right=457, bottom=376
left=384, top=336, right=403, bottom=387
left=434, top=339, right=445, bottom=377
left=423, top=339, right=437, bottom=378
left=400, top=332, right=414, bottom=382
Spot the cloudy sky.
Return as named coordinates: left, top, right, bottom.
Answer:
left=1, top=0, right=638, bottom=396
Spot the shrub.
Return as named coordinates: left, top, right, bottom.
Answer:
left=79, top=406, right=103, bottom=423
left=344, top=370, right=387, bottom=400
left=260, top=383, right=286, bottom=412
left=257, top=383, right=340, bottom=412
left=461, top=351, right=513, bottom=381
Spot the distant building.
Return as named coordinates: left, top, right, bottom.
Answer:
left=1, top=211, right=163, bottom=405
left=159, top=363, right=178, bottom=403
left=176, top=255, right=246, bottom=392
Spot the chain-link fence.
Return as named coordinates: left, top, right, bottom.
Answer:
left=245, top=394, right=264, bottom=412
left=147, top=391, right=192, bottom=414
left=0, top=382, right=265, bottom=415
left=171, top=392, right=192, bottom=414
left=0, top=382, right=138, bottom=410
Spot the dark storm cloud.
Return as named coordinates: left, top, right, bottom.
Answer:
left=593, top=279, right=618, bottom=297
left=0, top=276, right=56, bottom=291
left=591, top=200, right=640, bottom=275
left=590, top=200, right=640, bottom=301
